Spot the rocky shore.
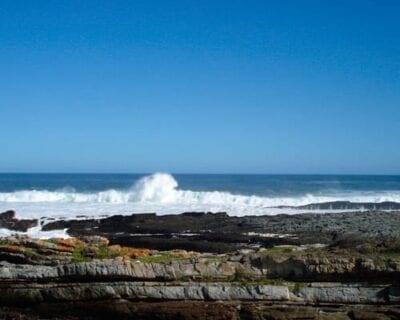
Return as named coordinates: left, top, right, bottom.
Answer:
left=40, top=209, right=400, bottom=252
left=1, top=209, right=400, bottom=319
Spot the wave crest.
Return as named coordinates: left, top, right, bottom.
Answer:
left=1, top=173, right=400, bottom=212
left=132, top=173, right=179, bottom=202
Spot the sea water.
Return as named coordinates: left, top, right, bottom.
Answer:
left=0, top=173, right=399, bottom=220
left=1, top=173, right=400, bottom=238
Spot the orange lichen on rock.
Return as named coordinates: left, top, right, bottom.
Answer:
left=0, top=245, right=25, bottom=254
left=52, top=238, right=85, bottom=253
left=108, top=245, right=153, bottom=258
left=170, top=250, right=200, bottom=259
left=53, top=245, right=75, bottom=253
left=125, top=248, right=153, bottom=258
left=55, top=238, right=85, bottom=248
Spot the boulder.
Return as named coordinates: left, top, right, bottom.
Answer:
left=0, top=211, right=38, bottom=232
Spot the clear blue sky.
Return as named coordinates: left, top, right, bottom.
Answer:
left=1, top=0, right=399, bottom=174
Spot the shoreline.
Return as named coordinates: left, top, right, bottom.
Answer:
left=3, top=209, right=400, bottom=249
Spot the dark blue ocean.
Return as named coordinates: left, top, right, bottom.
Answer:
left=1, top=173, right=400, bottom=196
left=0, top=173, right=400, bottom=223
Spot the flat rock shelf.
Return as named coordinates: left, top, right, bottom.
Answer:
left=1, top=210, right=400, bottom=319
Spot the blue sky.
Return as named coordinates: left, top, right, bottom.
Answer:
left=0, top=0, right=399, bottom=174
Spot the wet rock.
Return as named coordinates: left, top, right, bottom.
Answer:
left=79, top=235, right=110, bottom=247
left=286, top=201, right=400, bottom=211
left=40, top=211, right=400, bottom=252
left=0, top=210, right=38, bottom=232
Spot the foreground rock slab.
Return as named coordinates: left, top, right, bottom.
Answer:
left=1, top=302, right=399, bottom=320
left=2, top=215, right=400, bottom=319
left=1, top=281, right=399, bottom=304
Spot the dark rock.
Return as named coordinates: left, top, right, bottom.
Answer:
left=0, top=303, right=399, bottom=320
left=276, top=200, right=400, bottom=211
left=41, top=210, right=400, bottom=252
left=0, top=210, right=16, bottom=220
left=0, top=210, right=38, bottom=232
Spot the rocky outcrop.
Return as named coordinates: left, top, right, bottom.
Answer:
left=1, top=253, right=400, bottom=318
left=1, top=251, right=400, bottom=283
left=0, top=210, right=37, bottom=231
left=249, top=253, right=400, bottom=282
left=40, top=211, right=400, bottom=252
left=277, top=200, right=400, bottom=211
left=3, top=210, right=400, bottom=253
left=2, top=231, right=400, bottom=319
left=1, top=302, right=399, bottom=320
left=0, top=259, right=250, bottom=281
left=1, top=281, right=399, bottom=304
left=1, top=236, right=400, bottom=282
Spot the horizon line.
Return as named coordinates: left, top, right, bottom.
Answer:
left=0, top=172, right=399, bottom=176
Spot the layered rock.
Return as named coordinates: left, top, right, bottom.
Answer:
left=2, top=242, right=400, bottom=283
left=1, top=280, right=399, bottom=305
left=2, top=217, right=400, bottom=319
left=1, top=250, right=400, bottom=319
left=1, top=302, right=398, bottom=320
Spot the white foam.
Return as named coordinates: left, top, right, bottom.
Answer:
left=0, top=225, right=70, bottom=239
left=0, top=173, right=400, bottom=238
left=1, top=173, right=400, bottom=217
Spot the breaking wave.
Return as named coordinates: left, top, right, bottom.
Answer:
left=1, top=173, right=400, bottom=219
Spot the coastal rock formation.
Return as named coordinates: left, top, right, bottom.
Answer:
left=277, top=200, right=400, bottom=211
left=1, top=280, right=399, bottom=305
left=3, top=210, right=400, bottom=253
left=1, top=236, right=400, bottom=282
left=0, top=236, right=400, bottom=318
left=0, top=210, right=38, bottom=232
left=250, top=253, right=400, bottom=282
left=39, top=210, right=400, bottom=252
left=1, top=302, right=399, bottom=320
left=2, top=210, right=400, bottom=319
left=1, top=253, right=400, bottom=284
left=0, top=258, right=400, bottom=319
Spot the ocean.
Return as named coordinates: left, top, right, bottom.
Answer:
left=1, top=173, right=400, bottom=220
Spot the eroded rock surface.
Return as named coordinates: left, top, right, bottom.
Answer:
left=3, top=210, right=400, bottom=253
left=2, top=209, right=400, bottom=319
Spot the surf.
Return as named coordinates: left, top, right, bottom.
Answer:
left=0, top=173, right=400, bottom=217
